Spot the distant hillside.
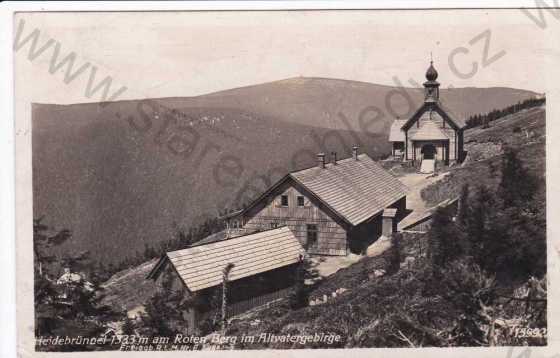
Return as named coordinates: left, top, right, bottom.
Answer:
left=32, top=77, right=538, bottom=263
left=168, top=77, right=537, bottom=130
left=100, top=259, right=158, bottom=314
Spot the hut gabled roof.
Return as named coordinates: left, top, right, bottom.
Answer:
left=289, top=154, right=408, bottom=226
left=147, top=226, right=304, bottom=292
left=237, top=153, right=408, bottom=227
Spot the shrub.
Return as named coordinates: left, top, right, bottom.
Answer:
left=387, top=233, right=402, bottom=274
left=289, top=259, right=309, bottom=309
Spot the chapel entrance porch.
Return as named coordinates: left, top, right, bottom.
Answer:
left=421, top=143, right=437, bottom=160
left=412, top=140, right=450, bottom=167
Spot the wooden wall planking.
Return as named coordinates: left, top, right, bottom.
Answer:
left=243, top=178, right=348, bottom=255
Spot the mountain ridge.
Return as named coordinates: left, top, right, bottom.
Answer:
left=32, top=76, right=539, bottom=107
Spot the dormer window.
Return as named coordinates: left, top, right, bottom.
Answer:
left=297, top=196, right=305, bottom=207
left=281, top=195, right=289, bottom=207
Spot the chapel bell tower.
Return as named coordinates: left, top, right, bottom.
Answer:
left=424, top=60, right=440, bottom=103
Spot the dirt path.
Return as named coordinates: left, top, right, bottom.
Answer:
left=309, top=254, right=362, bottom=280
left=397, top=172, right=449, bottom=230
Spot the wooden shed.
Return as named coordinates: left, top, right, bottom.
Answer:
left=147, top=226, right=305, bottom=333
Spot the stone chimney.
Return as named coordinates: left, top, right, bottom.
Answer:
left=331, top=151, right=337, bottom=165
left=317, top=153, right=326, bottom=169
left=382, top=208, right=398, bottom=237
left=352, top=146, right=359, bottom=160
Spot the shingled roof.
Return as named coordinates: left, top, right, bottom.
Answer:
left=389, top=119, right=407, bottom=142
left=148, top=226, right=305, bottom=292
left=289, top=154, right=408, bottom=226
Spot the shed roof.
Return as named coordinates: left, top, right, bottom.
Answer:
left=388, top=119, right=407, bottom=142
left=411, top=120, right=449, bottom=141
left=150, top=226, right=305, bottom=292
left=289, top=154, right=408, bottom=226
left=382, top=208, right=398, bottom=218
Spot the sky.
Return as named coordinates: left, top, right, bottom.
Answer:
left=14, top=9, right=552, bottom=104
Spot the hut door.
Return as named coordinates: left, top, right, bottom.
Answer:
left=306, top=224, right=318, bottom=250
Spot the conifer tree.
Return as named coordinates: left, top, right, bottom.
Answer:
left=121, top=315, right=136, bottom=336
left=498, top=147, right=537, bottom=207
left=289, top=255, right=309, bottom=309
left=462, top=186, right=501, bottom=272
left=388, top=233, right=403, bottom=274
left=34, top=218, right=81, bottom=338
left=457, top=184, right=470, bottom=227
left=139, top=270, right=187, bottom=338
left=34, top=218, right=122, bottom=350
left=428, top=207, right=463, bottom=270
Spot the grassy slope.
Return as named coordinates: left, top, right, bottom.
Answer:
left=225, top=233, right=441, bottom=349
left=100, top=259, right=158, bottom=313
left=32, top=78, right=537, bottom=263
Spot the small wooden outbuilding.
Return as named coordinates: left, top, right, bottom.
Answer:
left=147, top=226, right=305, bottom=333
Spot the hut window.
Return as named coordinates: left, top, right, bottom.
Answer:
left=297, top=196, right=305, bottom=207
left=281, top=195, right=289, bottom=207
left=306, top=224, right=318, bottom=245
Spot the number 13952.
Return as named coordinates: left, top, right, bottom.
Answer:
left=513, top=327, right=547, bottom=338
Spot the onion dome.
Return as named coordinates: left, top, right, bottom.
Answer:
left=425, top=61, right=438, bottom=81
